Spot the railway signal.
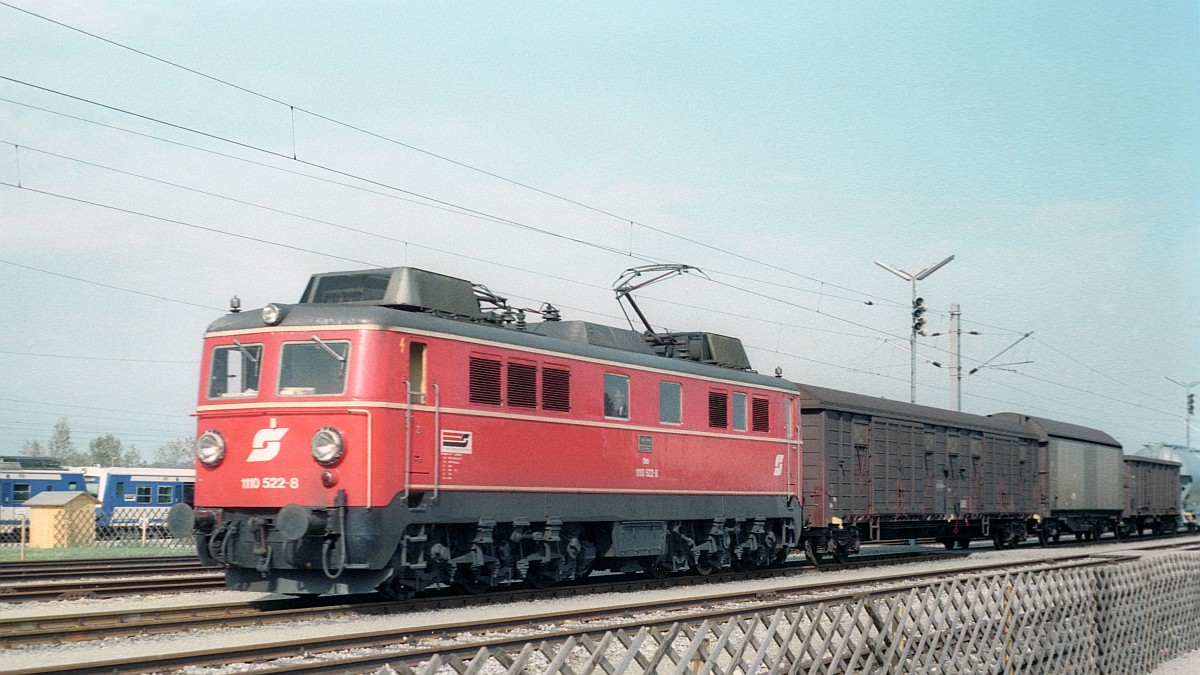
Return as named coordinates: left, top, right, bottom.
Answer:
left=1166, top=377, right=1199, bottom=447
left=912, top=297, right=928, bottom=336
left=875, top=255, right=955, bottom=404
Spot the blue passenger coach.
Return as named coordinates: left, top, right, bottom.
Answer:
left=0, top=460, right=86, bottom=535
left=82, top=467, right=195, bottom=530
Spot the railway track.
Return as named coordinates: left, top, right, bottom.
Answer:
left=0, top=556, right=221, bottom=601
left=4, top=546, right=1161, bottom=675
left=0, top=547, right=962, bottom=648
left=0, top=555, right=202, bottom=580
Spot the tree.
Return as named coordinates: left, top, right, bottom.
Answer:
left=152, top=438, right=195, bottom=468
left=20, top=439, right=46, bottom=457
left=47, top=418, right=86, bottom=465
left=87, top=434, right=143, bottom=467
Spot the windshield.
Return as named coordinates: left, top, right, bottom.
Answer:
left=208, top=343, right=262, bottom=398
left=278, top=339, right=350, bottom=396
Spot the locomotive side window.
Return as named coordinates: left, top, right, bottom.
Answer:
left=469, top=356, right=502, bottom=405
left=603, top=373, right=630, bottom=419
left=659, top=381, right=682, bottom=424
left=542, top=366, right=571, bottom=412
left=208, top=343, right=262, bottom=398
left=752, top=397, right=770, bottom=432
left=708, top=390, right=728, bottom=428
left=732, top=392, right=747, bottom=431
left=409, top=342, right=427, bottom=404
left=278, top=339, right=350, bottom=396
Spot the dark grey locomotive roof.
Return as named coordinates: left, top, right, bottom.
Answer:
left=529, top=320, right=658, bottom=356
left=989, top=413, right=1122, bottom=449
left=794, top=382, right=1036, bottom=438
left=206, top=303, right=795, bottom=392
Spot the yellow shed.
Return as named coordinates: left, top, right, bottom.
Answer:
left=25, top=491, right=99, bottom=548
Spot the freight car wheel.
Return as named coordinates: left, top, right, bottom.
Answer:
left=804, top=539, right=823, bottom=567
left=832, top=544, right=849, bottom=564
left=958, top=537, right=971, bottom=549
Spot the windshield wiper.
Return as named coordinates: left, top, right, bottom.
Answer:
left=311, top=335, right=347, bottom=362
left=233, top=339, right=259, bottom=364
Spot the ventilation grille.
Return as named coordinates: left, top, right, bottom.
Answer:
left=542, top=367, right=571, bottom=412
left=469, top=357, right=502, bottom=405
left=752, top=397, right=770, bottom=432
left=708, top=391, right=728, bottom=428
left=507, top=363, right=537, bottom=408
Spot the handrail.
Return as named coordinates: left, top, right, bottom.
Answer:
left=433, top=382, right=441, bottom=502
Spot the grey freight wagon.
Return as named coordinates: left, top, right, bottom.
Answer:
left=991, top=413, right=1124, bottom=542
left=796, top=384, right=1040, bottom=562
left=1122, top=455, right=1182, bottom=536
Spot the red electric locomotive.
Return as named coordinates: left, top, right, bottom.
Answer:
left=170, top=267, right=803, bottom=597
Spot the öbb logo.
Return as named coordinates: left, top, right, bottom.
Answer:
left=248, top=425, right=289, bottom=462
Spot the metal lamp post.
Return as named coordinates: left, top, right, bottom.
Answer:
left=875, top=255, right=955, bottom=404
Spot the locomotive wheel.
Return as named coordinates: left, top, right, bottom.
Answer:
left=804, top=539, right=823, bottom=567
left=644, top=557, right=671, bottom=579
left=731, top=549, right=752, bottom=573
left=452, top=565, right=493, bottom=595
left=694, top=552, right=717, bottom=576
left=524, top=561, right=560, bottom=589
left=378, top=577, right=417, bottom=601
left=772, top=546, right=789, bottom=567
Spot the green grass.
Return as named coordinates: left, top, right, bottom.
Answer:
left=0, top=543, right=195, bottom=561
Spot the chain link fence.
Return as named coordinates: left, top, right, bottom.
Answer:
left=392, top=552, right=1200, bottom=675
left=1, top=506, right=193, bottom=555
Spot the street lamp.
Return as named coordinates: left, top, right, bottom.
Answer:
left=876, top=255, right=955, bottom=404
left=1166, top=376, right=1200, bottom=448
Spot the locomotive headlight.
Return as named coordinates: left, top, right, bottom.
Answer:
left=262, top=303, right=282, bottom=325
left=196, top=430, right=226, bottom=466
left=311, top=426, right=344, bottom=465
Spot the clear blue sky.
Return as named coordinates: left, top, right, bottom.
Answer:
left=0, top=1, right=1196, bottom=458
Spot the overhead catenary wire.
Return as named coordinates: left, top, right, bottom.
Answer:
left=0, top=5, right=1182, bottom=446
left=2, top=120, right=1180, bottom=424
left=0, top=0, right=898, bottom=308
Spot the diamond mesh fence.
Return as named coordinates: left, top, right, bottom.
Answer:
left=387, top=553, right=1200, bottom=675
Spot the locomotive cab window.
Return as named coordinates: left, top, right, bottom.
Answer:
left=603, top=373, right=630, bottom=419
left=732, top=392, right=747, bottom=431
left=279, top=338, right=350, bottom=396
left=208, top=343, right=262, bottom=398
left=409, top=342, right=426, bottom=404
left=659, top=381, right=682, bottom=424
